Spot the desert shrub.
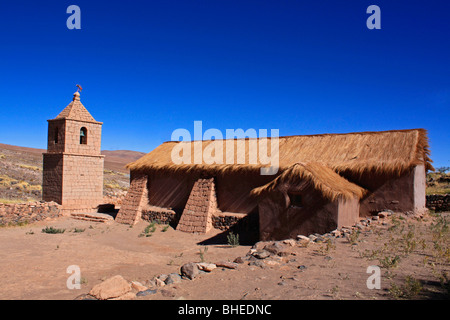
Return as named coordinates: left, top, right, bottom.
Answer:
left=41, top=226, right=65, bottom=234
left=389, top=276, right=422, bottom=299
left=227, top=232, right=240, bottom=247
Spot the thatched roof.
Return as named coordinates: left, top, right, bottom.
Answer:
left=127, top=129, right=433, bottom=175
left=250, top=162, right=367, bottom=201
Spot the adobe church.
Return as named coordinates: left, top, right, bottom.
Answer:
left=42, top=90, right=104, bottom=214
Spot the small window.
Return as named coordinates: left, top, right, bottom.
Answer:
left=54, top=127, right=59, bottom=144
left=80, top=127, right=87, bottom=144
left=288, top=193, right=303, bottom=208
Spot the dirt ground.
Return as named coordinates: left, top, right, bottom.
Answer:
left=0, top=211, right=448, bottom=300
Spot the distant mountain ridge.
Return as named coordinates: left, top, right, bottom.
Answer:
left=0, top=143, right=145, bottom=173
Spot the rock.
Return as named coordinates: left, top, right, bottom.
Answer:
left=89, top=275, right=131, bottom=300
left=145, top=279, right=156, bottom=288
left=314, top=236, right=326, bottom=243
left=136, top=289, right=157, bottom=297
left=165, top=273, right=182, bottom=284
left=180, top=262, right=199, bottom=280
left=372, top=215, right=379, bottom=221
left=355, top=223, right=365, bottom=230
left=331, top=229, right=341, bottom=237
left=297, top=265, right=307, bottom=271
left=233, top=256, right=246, bottom=264
left=110, top=292, right=136, bottom=300
left=131, top=281, right=147, bottom=292
left=252, top=250, right=271, bottom=259
left=215, top=261, right=238, bottom=269
left=73, top=294, right=97, bottom=300
left=283, top=239, right=296, bottom=246
left=160, top=289, right=176, bottom=297
left=308, top=234, right=317, bottom=241
left=249, top=260, right=265, bottom=268
left=197, top=263, right=217, bottom=272
left=264, top=242, right=289, bottom=256
left=297, top=235, right=310, bottom=242
left=378, top=211, right=388, bottom=218
left=157, top=274, right=168, bottom=282
left=155, top=278, right=166, bottom=287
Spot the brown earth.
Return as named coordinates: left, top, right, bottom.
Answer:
left=0, top=211, right=448, bottom=300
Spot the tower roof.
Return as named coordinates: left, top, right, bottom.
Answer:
left=54, top=91, right=99, bottom=123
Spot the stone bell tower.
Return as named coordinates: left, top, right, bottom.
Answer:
left=42, top=89, right=104, bottom=214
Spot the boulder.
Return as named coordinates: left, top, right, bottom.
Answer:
left=89, top=275, right=131, bottom=300
left=180, top=262, right=199, bottom=280
left=197, top=263, right=217, bottom=272
left=131, top=281, right=147, bottom=292
left=264, top=242, right=289, bottom=256
left=136, top=289, right=157, bottom=297
left=252, top=250, right=271, bottom=259
left=215, top=261, right=238, bottom=269
left=165, top=273, right=182, bottom=285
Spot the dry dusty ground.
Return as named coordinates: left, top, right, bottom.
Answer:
left=0, top=211, right=448, bottom=301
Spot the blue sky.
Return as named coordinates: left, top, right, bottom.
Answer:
left=0, top=1, right=449, bottom=167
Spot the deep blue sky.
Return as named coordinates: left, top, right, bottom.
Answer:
left=0, top=1, right=449, bottom=167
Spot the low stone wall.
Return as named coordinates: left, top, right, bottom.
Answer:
left=141, top=207, right=178, bottom=225
left=426, top=194, right=450, bottom=212
left=140, top=206, right=248, bottom=231
left=212, top=215, right=245, bottom=231
left=0, top=201, right=61, bottom=226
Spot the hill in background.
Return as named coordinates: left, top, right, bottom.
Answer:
left=0, top=143, right=145, bottom=203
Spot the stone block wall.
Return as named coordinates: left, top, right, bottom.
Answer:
left=0, top=201, right=61, bottom=226
left=63, top=120, right=102, bottom=156
left=176, top=178, right=217, bottom=234
left=426, top=194, right=450, bottom=212
left=60, top=154, right=104, bottom=212
left=42, top=153, right=64, bottom=203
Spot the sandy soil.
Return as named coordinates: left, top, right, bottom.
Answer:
left=0, top=212, right=448, bottom=300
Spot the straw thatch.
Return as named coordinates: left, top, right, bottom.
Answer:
left=250, top=162, right=367, bottom=201
left=127, top=129, right=433, bottom=176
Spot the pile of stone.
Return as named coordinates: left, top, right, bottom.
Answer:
left=426, top=194, right=450, bottom=213
left=80, top=260, right=240, bottom=300
left=0, top=201, right=61, bottom=226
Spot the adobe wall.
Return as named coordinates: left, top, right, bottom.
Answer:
left=356, top=165, right=426, bottom=216
left=258, top=185, right=340, bottom=241
left=145, top=170, right=274, bottom=215
left=176, top=178, right=216, bottom=233
left=336, top=197, right=360, bottom=228
left=0, top=201, right=61, bottom=226
left=115, top=172, right=148, bottom=224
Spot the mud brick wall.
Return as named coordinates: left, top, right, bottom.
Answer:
left=0, top=201, right=61, bottom=226
left=116, top=173, right=148, bottom=225
left=426, top=194, right=450, bottom=212
left=176, top=178, right=217, bottom=233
